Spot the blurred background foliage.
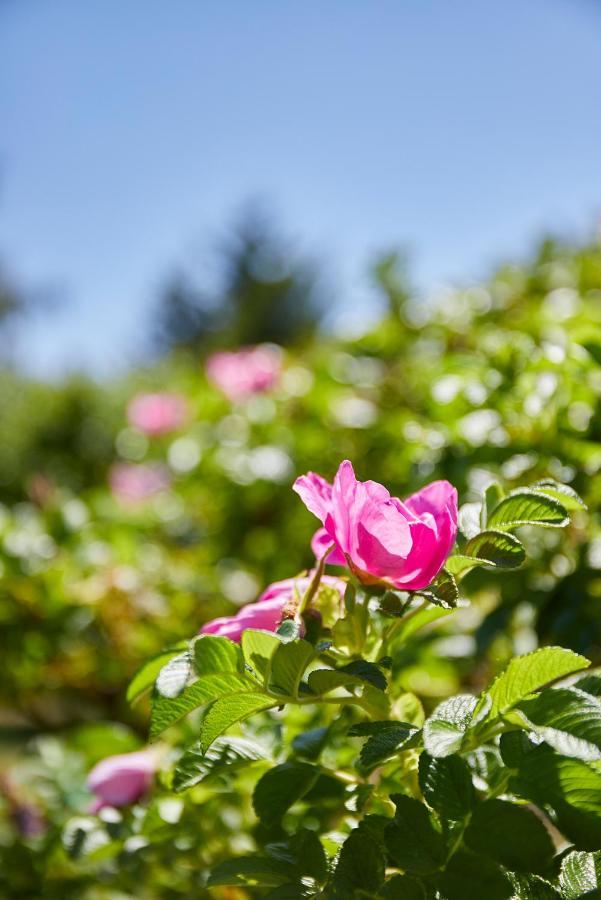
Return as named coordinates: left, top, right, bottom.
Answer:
left=0, top=228, right=600, bottom=896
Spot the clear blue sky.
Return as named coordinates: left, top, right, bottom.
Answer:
left=1, top=0, right=600, bottom=377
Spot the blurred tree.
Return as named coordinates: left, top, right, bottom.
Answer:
left=154, top=208, right=325, bottom=353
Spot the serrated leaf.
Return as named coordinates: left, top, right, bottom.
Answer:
left=340, top=659, right=388, bottom=691
left=350, top=721, right=420, bottom=772
left=150, top=672, right=260, bottom=740
left=193, top=634, right=244, bottom=677
left=385, top=794, right=446, bottom=875
left=252, top=762, right=320, bottom=824
left=423, top=694, right=477, bottom=757
left=487, top=488, right=569, bottom=530
left=573, top=674, right=601, bottom=697
left=415, top=569, right=458, bottom=609
left=464, top=799, right=554, bottom=873
left=172, top=736, right=269, bottom=792
left=516, top=687, right=601, bottom=761
left=126, top=645, right=187, bottom=705
left=155, top=652, right=192, bottom=699
left=207, top=856, right=292, bottom=888
left=507, top=872, right=560, bottom=899
left=265, top=828, right=328, bottom=885
left=436, top=850, right=512, bottom=900
left=329, top=828, right=386, bottom=899
left=463, top=530, right=526, bottom=569
left=241, top=629, right=283, bottom=684
left=532, top=479, right=587, bottom=511
left=487, top=647, right=590, bottom=718
left=418, top=752, right=475, bottom=820
left=559, top=850, right=601, bottom=898
left=269, top=639, right=315, bottom=696
left=200, top=692, right=276, bottom=751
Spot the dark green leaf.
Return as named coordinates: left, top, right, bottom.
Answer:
left=291, top=727, right=329, bottom=760
left=193, top=634, right=244, bottom=677
left=200, top=693, right=276, bottom=751
left=436, top=850, right=512, bottom=900
left=252, top=762, right=320, bottom=824
left=465, top=529, right=526, bottom=568
left=418, top=752, right=475, bottom=820
left=487, top=488, right=569, bottom=530
left=340, top=659, right=388, bottom=691
left=573, top=674, right=601, bottom=698
left=276, top=619, right=301, bottom=642
left=506, top=872, right=560, bottom=899
left=464, top=799, right=554, bottom=873
left=559, top=850, right=601, bottom=898
left=172, top=736, right=268, bottom=792
left=378, top=874, right=427, bottom=899
left=329, top=829, right=386, bottom=899
left=385, top=794, right=446, bottom=875
left=351, top=721, right=419, bottom=772
left=207, top=856, right=292, bottom=888
left=517, top=687, right=601, bottom=761
left=422, top=694, right=477, bottom=757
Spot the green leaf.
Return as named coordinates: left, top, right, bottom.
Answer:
left=482, top=482, right=505, bottom=529
left=487, top=488, right=569, bottom=530
left=207, top=856, right=292, bottom=888
left=385, top=794, right=446, bottom=875
left=349, top=721, right=420, bottom=772
left=276, top=618, right=302, bottom=642
left=332, top=601, right=369, bottom=654
left=422, top=694, right=477, bottom=757
left=509, top=740, right=601, bottom=850
left=329, top=828, right=386, bottom=899
left=269, top=639, right=315, bottom=696
left=415, top=569, right=459, bottom=609
left=339, top=659, right=388, bottom=691
left=291, top=727, right=329, bottom=761
left=418, top=752, right=475, bottom=820
left=436, top=851, right=512, bottom=900
left=559, top=851, right=601, bottom=898
left=532, top=479, right=587, bottom=511
left=193, top=634, right=244, bottom=676
left=464, top=530, right=526, bottom=569
left=464, top=799, right=554, bottom=873
left=506, top=873, right=560, bottom=899
left=573, top=674, right=601, bottom=698
left=126, top=645, right=187, bottom=705
left=241, top=629, right=283, bottom=684
left=516, top=687, right=601, bottom=761
left=150, top=672, right=259, bottom=740
left=393, top=604, right=454, bottom=641
left=378, top=874, right=427, bottom=899
left=486, top=647, right=590, bottom=718
left=252, top=762, right=320, bottom=824
left=155, top=651, right=192, bottom=699
left=200, top=692, right=276, bottom=751
left=265, top=828, right=328, bottom=886
left=172, top=736, right=269, bottom=792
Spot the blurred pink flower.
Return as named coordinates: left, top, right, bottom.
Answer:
left=200, top=573, right=344, bottom=642
left=109, top=462, right=170, bottom=503
left=206, top=345, right=281, bottom=402
left=87, top=749, right=157, bottom=813
left=127, top=392, right=188, bottom=436
left=294, top=460, right=458, bottom=591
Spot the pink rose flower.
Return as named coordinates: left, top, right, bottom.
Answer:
left=127, top=392, right=188, bottom=436
left=206, top=345, right=281, bottom=402
left=87, top=749, right=157, bottom=813
left=109, top=462, right=170, bottom=503
left=294, top=460, right=458, bottom=591
left=200, top=573, right=345, bottom=642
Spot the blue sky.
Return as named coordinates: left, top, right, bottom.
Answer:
left=1, top=0, right=600, bottom=377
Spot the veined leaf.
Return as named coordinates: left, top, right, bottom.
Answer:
left=418, top=752, right=475, bottom=820
left=423, top=694, right=477, bottom=757
left=415, top=569, right=458, bottom=609
left=252, top=762, right=320, bottom=824
left=464, top=799, right=554, bottom=873
left=126, top=644, right=188, bottom=705
left=193, top=634, right=244, bottom=677
left=532, top=479, right=587, bottom=511
left=465, top=530, right=525, bottom=568
left=516, top=687, right=601, bottom=761
left=385, top=794, right=446, bottom=875
left=559, top=850, right=601, bottom=898
left=172, top=736, right=269, bottom=792
left=329, top=828, right=386, bottom=899
left=200, top=693, right=276, bottom=751
left=269, top=639, right=315, bottom=697
left=573, top=674, right=601, bottom=697
left=506, top=872, right=560, bottom=899
left=339, top=659, right=388, bottom=691
left=150, top=672, right=259, bottom=740
left=350, top=721, right=420, bottom=772
left=487, top=488, right=569, bottom=530
left=241, top=629, right=283, bottom=684
left=486, top=646, right=590, bottom=718
left=155, top=652, right=192, bottom=699
left=481, top=482, right=505, bottom=529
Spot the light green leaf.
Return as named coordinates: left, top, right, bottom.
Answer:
left=559, top=850, right=601, bottom=898
left=150, top=672, right=259, bottom=740
left=172, top=736, right=269, bottom=792
left=269, top=639, right=315, bottom=697
left=155, top=652, right=192, bottom=699
left=532, top=479, right=587, bottom=511
left=516, top=687, right=601, bottom=761
left=393, top=604, right=454, bottom=642
left=200, top=692, right=276, bottom=751
left=126, top=645, right=187, bottom=705
left=241, top=629, right=283, bottom=684
left=193, top=634, right=244, bottom=677
left=423, top=694, right=477, bottom=757
left=418, top=752, right=475, bottom=820
left=481, top=483, right=505, bottom=529
left=385, top=795, right=446, bottom=875
left=464, top=799, right=554, bottom=873
left=252, top=762, right=320, bottom=824
left=307, top=668, right=361, bottom=695
left=487, top=647, right=590, bottom=718
left=487, top=488, right=569, bottom=530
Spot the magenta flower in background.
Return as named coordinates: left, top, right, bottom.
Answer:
left=206, top=345, right=281, bottom=402
left=87, top=749, right=157, bottom=813
left=200, top=573, right=344, bottom=642
left=109, top=462, right=170, bottom=503
left=127, top=392, right=188, bottom=436
left=294, top=460, right=458, bottom=591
